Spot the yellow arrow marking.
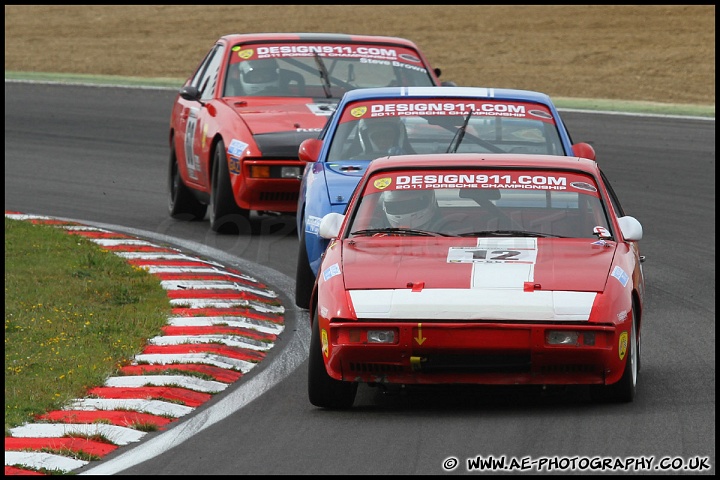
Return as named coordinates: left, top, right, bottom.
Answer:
left=415, top=323, right=426, bottom=345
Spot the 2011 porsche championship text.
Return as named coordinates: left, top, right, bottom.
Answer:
left=440, top=455, right=712, bottom=473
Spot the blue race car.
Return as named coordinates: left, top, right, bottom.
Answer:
left=294, top=86, right=596, bottom=309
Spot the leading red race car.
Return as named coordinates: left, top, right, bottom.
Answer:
left=308, top=153, right=646, bottom=408
left=167, top=33, right=453, bottom=233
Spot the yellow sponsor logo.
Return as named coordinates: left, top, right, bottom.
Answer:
left=321, top=328, right=329, bottom=357
left=350, top=106, right=367, bottom=117
left=373, top=177, right=392, bottom=189
left=618, top=331, right=628, bottom=360
left=236, top=48, right=254, bottom=59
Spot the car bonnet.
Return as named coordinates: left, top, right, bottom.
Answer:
left=336, top=237, right=618, bottom=321
left=229, top=100, right=335, bottom=135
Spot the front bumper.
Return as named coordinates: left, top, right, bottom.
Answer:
left=323, top=321, right=623, bottom=386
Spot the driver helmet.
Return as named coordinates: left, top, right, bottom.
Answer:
left=238, top=59, right=279, bottom=95
left=358, top=117, right=406, bottom=155
left=382, top=189, right=437, bottom=228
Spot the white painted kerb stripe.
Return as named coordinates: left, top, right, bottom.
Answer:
left=166, top=316, right=284, bottom=334
left=133, top=353, right=256, bottom=373
left=104, top=375, right=228, bottom=392
left=64, top=398, right=194, bottom=418
left=148, top=334, right=272, bottom=351
left=5, top=450, right=88, bottom=471
left=9, top=423, right=146, bottom=445
left=160, top=280, right=278, bottom=298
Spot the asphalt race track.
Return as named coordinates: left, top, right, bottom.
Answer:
left=4, top=81, right=715, bottom=475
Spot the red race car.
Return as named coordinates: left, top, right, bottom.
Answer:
left=167, top=33, right=453, bottom=233
left=308, top=153, right=646, bottom=408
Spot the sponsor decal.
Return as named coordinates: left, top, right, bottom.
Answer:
left=228, top=156, right=241, bottom=175
left=350, top=106, right=368, bottom=117
left=340, top=100, right=557, bottom=121
left=571, top=181, right=598, bottom=192
left=618, top=331, right=628, bottom=360
left=184, top=111, right=200, bottom=180
left=306, top=103, right=337, bottom=116
left=373, top=177, right=392, bottom=190
left=232, top=43, right=413, bottom=63
left=228, top=139, right=249, bottom=157
left=394, top=173, right=568, bottom=191
left=321, top=328, right=329, bottom=357
left=612, top=265, right=630, bottom=287
left=369, top=102, right=527, bottom=118
left=234, top=47, right=254, bottom=60
left=528, top=109, right=553, bottom=119
left=447, top=239, right=538, bottom=264
left=594, top=226, right=611, bottom=238
left=305, top=215, right=322, bottom=234
left=322, top=263, right=341, bottom=281
left=364, top=170, right=601, bottom=195
left=399, top=53, right=421, bottom=63
left=617, top=310, right=628, bottom=321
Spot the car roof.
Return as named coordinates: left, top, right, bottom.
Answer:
left=218, top=32, right=422, bottom=48
left=338, top=86, right=555, bottom=104
left=366, top=153, right=600, bottom=174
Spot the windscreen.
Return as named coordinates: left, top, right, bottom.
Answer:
left=347, top=168, right=611, bottom=239
left=225, top=42, right=436, bottom=98
left=326, top=98, right=568, bottom=161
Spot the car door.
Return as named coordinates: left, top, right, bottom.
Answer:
left=177, top=43, right=225, bottom=191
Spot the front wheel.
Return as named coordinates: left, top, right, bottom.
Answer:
left=209, top=139, right=249, bottom=234
left=308, top=309, right=357, bottom=409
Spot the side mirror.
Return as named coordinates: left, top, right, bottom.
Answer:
left=299, top=138, right=323, bottom=163
left=572, top=142, right=596, bottom=161
left=179, top=85, right=201, bottom=102
left=617, top=216, right=643, bottom=241
left=318, top=212, right=345, bottom=239
left=433, top=67, right=457, bottom=87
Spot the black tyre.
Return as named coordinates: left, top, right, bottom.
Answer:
left=592, top=308, right=638, bottom=403
left=308, top=309, right=357, bottom=409
left=208, top=139, right=249, bottom=234
left=168, top=142, right=207, bottom=220
left=294, top=225, right=315, bottom=309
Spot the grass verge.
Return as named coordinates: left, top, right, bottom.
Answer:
left=4, top=217, right=171, bottom=434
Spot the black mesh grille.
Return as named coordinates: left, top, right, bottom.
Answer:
left=349, top=362, right=402, bottom=373
left=259, top=191, right=299, bottom=202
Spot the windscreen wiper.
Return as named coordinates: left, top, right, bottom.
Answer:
left=446, top=109, right=474, bottom=153
left=351, top=227, right=449, bottom=237
left=458, top=230, right=564, bottom=238
left=313, top=52, right=333, bottom=98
